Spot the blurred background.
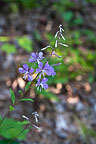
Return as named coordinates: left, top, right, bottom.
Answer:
left=0, top=0, right=96, bottom=144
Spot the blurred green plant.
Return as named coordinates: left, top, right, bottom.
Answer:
left=3, top=0, right=48, bottom=10
left=0, top=43, right=17, bottom=54
left=0, top=35, right=33, bottom=54
left=0, top=140, right=19, bottom=144
left=0, top=117, right=29, bottom=140
left=45, top=32, right=96, bottom=85
left=17, top=36, right=33, bottom=52
left=77, top=119, right=96, bottom=144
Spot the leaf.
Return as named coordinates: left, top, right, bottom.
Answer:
left=19, top=98, right=34, bottom=102
left=0, top=115, right=2, bottom=122
left=10, top=89, right=15, bottom=105
left=25, top=81, right=31, bottom=91
left=18, top=90, right=23, bottom=95
left=9, top=105, right=15, bottom=111
left=36, top=89, right=59, bottom=102
left=0, top=118, right=29, bottom=139
left=62, top=11, right=73, bottom=22
left=18, top=36, right=33, bottom=52
left=0, top=140, right=19, bottom=144
left=21, top=121, right=30, bottom=125
left=1, top=43, right=17, bottom=54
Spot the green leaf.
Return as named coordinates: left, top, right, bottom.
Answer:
left=0, top=118, right=29, bottom=139
left=0, top=36, right=10, bottom=42
left=18, top=90, right=23, bottom=95
left=9, top=105, right=15, bottom=111
left=1, top=43, right=17, bottom=54
left=0, top=140, right=19, bottom=144
left=19, top=98, right=34, bottom=102
left=21, top=121, right=30, bottom=125
left=10, top=89, right=15, bottom=105
left=25, top=81, right=31, bottom=91
left=36, top=89, right=59, bottom=102
left=0, top=115, right=2, bottom=123
left=62, top=11, right=73, bottom=22
left=18, top=36, right=33, bottom=52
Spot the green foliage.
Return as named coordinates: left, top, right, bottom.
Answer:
left=73, top=15, right=83, bottom=25
left=34, top=30, right=42, bottom=41
left=17, top=36, right=33, bottom=52
left=81, top=29, right=96, bottom=47
left=25, top=81, right=31, bottom=91
left=4, top=0, right=48, bottom=10
left=9, top=105, right=15, bottom=111
left=18, top=90, right=23, bottom=96
left=86, top=0, right=96, bottom=4
left=1, top=43, right=17, bottom=54
left=21, top=121, right=29, bottom=125
left=46, top=32, right=96, bottom=85
left=78, top=120, right=96, bottom=143
left=10, top=89, right=15, bottom=105
left=0, top=36, right=10, bottom=42
left=0, top=118, right=29, bottom=140
left=0, top=140, right=19, bottom=144
left=53, top=0, right=75, bottom=13
left=19, top=98, right=34, bottom=102
left=36, top=89, right=59, bottom=101
left=0, top=115, right=2, bottom=123
left=62, top=11, right=73, bottom=22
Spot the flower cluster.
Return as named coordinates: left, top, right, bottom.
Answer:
left=18, top=25, right=68, bottom=90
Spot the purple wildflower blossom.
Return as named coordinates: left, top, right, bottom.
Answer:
left=29, top=52, right=44, bottom=64
left=18, top=64, right=34, bottom=81
left=36, top=78, right=48, bottom=90
left=52, top=51, right=61, bottom=58
left=36, top=62, right=56, bottom=77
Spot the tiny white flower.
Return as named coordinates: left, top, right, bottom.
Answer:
left=55, top=40, right=58, bottom=47
left=32, top=112, right=39, bottom=123
left=55, top=31, right=59, bottom=38
left=41, top=46, right=53, bottom=51
left=60, top=33, right=65, bottom=40
left=32, top=124, right=41, bottom=130
left=22, top=115, right=29, bottom=121
left=58, top=43, right=68, bottom=47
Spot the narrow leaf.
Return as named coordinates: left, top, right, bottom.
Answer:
left=10, top=88, right=15, bottom=105
left=9, top=105, right=14, bottom=111
left=25, top=82, right=31, bottom=91
left=21, top=121, right=30, bottom=125
left=18, top=90, right=23, bottom=95
left=19, top=98, right=34, bottom=102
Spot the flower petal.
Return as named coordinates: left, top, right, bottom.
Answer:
left=31, top=52, right=36, bottom=59
left=44, top=62, right=50, bottom=69
left=37, top=78, right=41, bottom=82
left=23, top=64, right=28, bottom=71
left=36, top=82, right=40, bottom=87
left=39, top=52, right=43, bottom=59
left=43, top=83, right=48, bottom=89
left=29, top=67, right=34, bottom=74
left=41, top=78, right=48, bottom=83
left=29, top=58, right=35, bottom=63
left=36, top=68, right=41, bottom=74
left=18, top=68, right=25, bottom=73
left=38, top=62, right=43, bottom=69
left=28, top=74, right=33, bottom=81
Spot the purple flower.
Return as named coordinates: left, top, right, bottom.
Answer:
left=36, top=62, right=56, bottom=77
left=36, top=78, right=48, bottom=90
left=29, top=52, right=44, bottom=64
left=52, top=51, right=61, bottom=58
left=18, top=64, right=34, bottom=81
